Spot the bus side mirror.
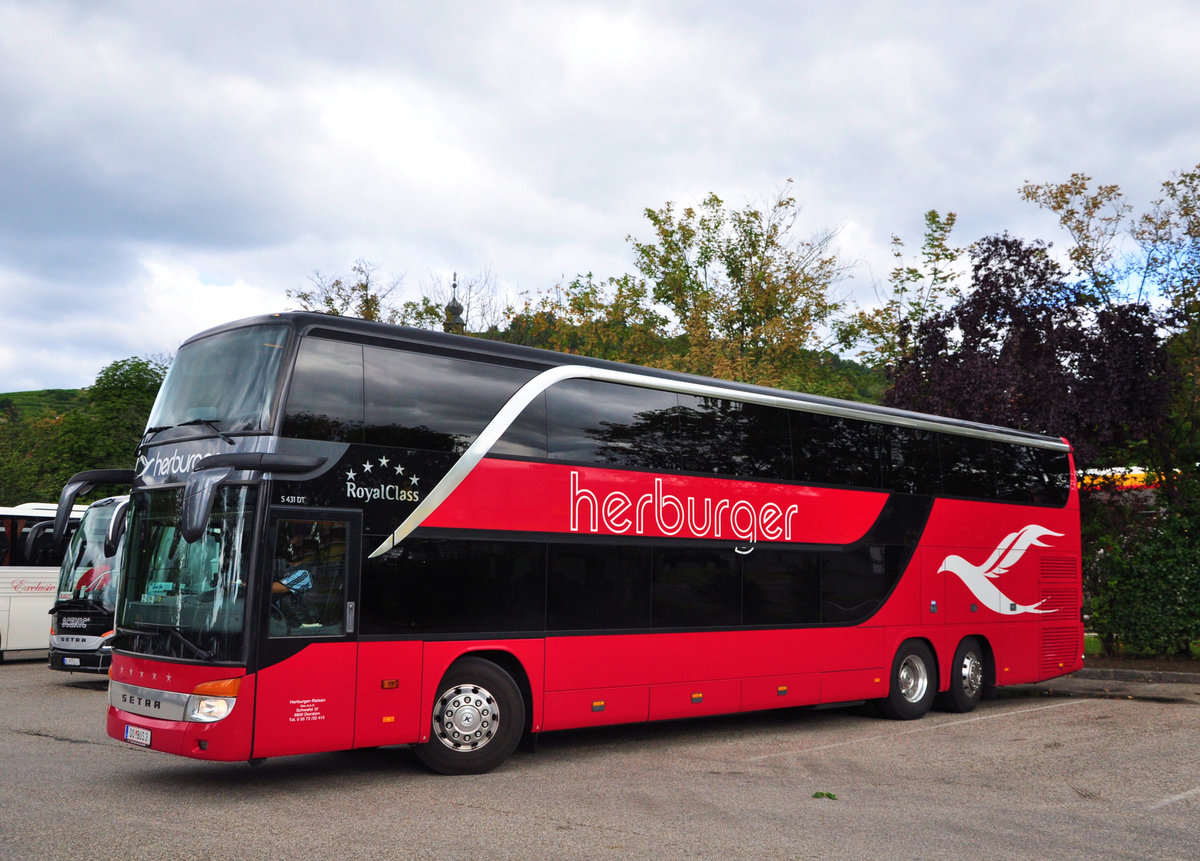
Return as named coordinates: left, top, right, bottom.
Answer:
left=105, top=498, right=131, bottom=558
left=23, top=520, right=53, bottom=563
left=181, top=466, right=233, bottom=544
left=54, top=469, right=135, bottom=544
left=180, top=453, right=326, bottom=543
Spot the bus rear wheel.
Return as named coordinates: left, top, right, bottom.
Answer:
left=878, top=640, right=937, bottom=720
left=935, top=637, right=985, bottom=713
left=414, top=657, right=525, bottom=775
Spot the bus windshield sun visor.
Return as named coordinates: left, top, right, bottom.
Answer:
left=180, top=453, right=327, bottom=543
left=52, top=468, right=136, bottom=545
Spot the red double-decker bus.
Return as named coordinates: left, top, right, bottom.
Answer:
left=100, top=312, right=1081, bottom=773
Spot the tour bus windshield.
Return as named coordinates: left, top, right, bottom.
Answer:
left=147, top=323, right=290, bottom=435
left=56, top=498, right=124, bottom=612
left=116, top=486, right=257, bottom=663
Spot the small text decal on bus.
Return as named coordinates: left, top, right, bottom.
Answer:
left=345, top=457, right=421, bottom=504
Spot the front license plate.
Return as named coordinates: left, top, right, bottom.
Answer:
left=124, top=725, right=151, bottom=747
left=63, top=657, right=81, bottom=667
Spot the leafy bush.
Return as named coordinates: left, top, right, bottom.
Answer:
left=1088, top=486, right=1200, bottom=657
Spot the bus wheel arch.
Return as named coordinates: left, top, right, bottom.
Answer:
left=936, top=636, right=990, bottom=713
left=878, top=638, right=938, bottom=720
left=414, top=654, right=526, bottom=775
left=465, top=648, right=534, bottom=732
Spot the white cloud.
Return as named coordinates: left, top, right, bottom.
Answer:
left=2, top=0, right=1200, bottom=391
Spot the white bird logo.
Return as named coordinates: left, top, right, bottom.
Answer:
left=938, top=524, right=1063, bottom=615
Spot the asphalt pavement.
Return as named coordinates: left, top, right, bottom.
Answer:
left=1015, top=666, right=1200, bottom=706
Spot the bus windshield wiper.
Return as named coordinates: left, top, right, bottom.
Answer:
left=141, top=425, right=174, bottom=444
left=128, top=621, right=213, bottom=661
left=178, top=418, right=235, bottom=445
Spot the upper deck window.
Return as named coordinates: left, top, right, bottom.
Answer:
left=148, top=324, right=289, bottom=434
left=547, top=379, right=681, bottom=470
left=281, top=337, right=538, bottom=453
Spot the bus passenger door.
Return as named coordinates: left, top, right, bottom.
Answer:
left=252, top=509, right=361, bottom=759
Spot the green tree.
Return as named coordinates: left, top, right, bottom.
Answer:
left=1131, top=165, right=1200, bottom=488
left=497, top=273, right=671, bottom=366
left=491, top=183, right=858, bottom=397
left=0, top=358, right=165, bottom=505
left=1020, top=173, right=1134, bottom=304
left=1021, top=164, right=1200, bottom=495
left=629, top=183, right=848, bottom=388
left=288, top=259, right=405, bottom=323
left=839, top=210, right=963, bottom=369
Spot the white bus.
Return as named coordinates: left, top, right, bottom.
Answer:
left=0, top=503, right=85, bottom=661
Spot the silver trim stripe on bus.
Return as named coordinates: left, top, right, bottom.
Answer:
left=369, top=364, right=1069, bottom=558
left=110, top=680, right=191, bottom=721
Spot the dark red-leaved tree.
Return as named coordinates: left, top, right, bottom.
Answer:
left=885, top=234, right=1171, bottom=470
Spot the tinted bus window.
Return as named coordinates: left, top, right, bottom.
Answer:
left=939, top=435, right=996, bottom=499
left=742, top=548, right=821, bottom=625
left=547, top=380, right=681, bottom=471
left=1040, top=448, right=1072, bottom=505
left=492, top=392, right=548, bottom=458
left=993, top=443, right=1042, bottom=503
left=821, top=545, right=905, bottom=623
left=880, top=426, right=940, bottom=495
left=676, top=396, right=792, bottom=480
left=150, top=323, right=289, bottom=434
left=364, top=347, right=536, bottom=453
left=547, top=542, right=652, bottom=631
left=281, top=338, right=365, bottom=442
left=652, top=546, right=740, bottom=628
left=362, top=538, right=545, bottom=634
left=993, top=443, right=1071, bottom=505
left=792, top=412, right=881, bottom=489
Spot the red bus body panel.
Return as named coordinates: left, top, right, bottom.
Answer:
left=107, top=657, right=255, bottom=761
left=107, top=456, right=1082, bottom=760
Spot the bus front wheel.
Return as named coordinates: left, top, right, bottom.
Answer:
left=878, top=640, right=937, bottom=720
left=414, top=657, right=525, bottom=775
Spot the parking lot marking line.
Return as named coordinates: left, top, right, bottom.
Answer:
left=746, top=700, right=1091, bottom=762
left=1147, top=786, right=1200, bottom=811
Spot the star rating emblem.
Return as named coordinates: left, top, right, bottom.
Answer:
left=342, top=455, right=421, bottom=500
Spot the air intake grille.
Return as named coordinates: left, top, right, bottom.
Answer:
left=1041, top=626, right=1079, bottom=675
left=1039, top=556, right=1081, bottom=614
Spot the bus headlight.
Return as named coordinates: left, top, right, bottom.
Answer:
left=185, top=677, right=241, bottom=723
left=187, top=695, right=235, bottom=722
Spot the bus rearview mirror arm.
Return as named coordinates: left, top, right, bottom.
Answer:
left=104, top=498, right=131, bottom=558
left=51, top=468, right=136, bottom=546
left=180, top=454, right=327, bottom=543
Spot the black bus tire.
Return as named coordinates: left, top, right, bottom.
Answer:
left=935, top=637, right=985, bottom=713
left=877, top=639, right=938, bottom=720
left=414, top=657, right=525, bottom=775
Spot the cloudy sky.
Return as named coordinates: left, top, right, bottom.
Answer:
left=3, top=0, right=1198, bottom=391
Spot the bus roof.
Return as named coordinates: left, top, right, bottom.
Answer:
left=182, top=311, right=1071, bottom=452
left=0, top=503, right=87, bottom=518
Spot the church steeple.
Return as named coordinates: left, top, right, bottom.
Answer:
left=443, top=272, right=464, bottom=334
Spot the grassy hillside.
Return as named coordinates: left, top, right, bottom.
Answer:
left=0, top=389, right=87, bottom=417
